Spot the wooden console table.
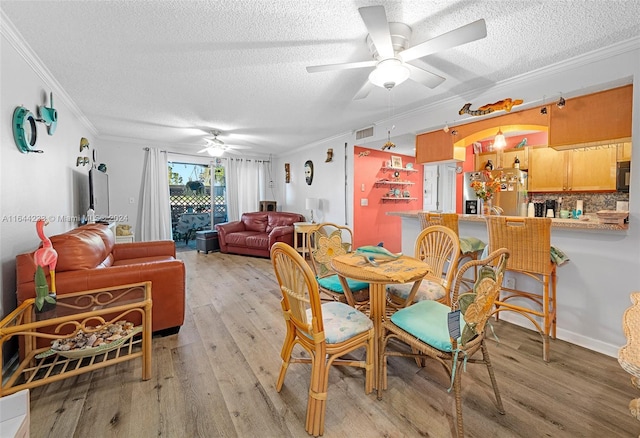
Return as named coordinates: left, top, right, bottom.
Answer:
left=0, top=282, right=152, bottom=397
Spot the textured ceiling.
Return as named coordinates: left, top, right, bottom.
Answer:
left=2, top=0, right=639, bottom=157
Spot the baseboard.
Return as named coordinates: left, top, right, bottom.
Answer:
left=498, top=313, right=620, bottom=358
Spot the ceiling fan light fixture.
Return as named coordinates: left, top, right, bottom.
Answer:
left=494, top=128, right=507, bottom=149
left=368, top=58, right=410, bottom=89
left=206, top=147, right=225, bottom=157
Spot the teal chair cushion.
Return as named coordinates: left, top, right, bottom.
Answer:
left=390, top=300, right=465, bottom=352
left=386, top=280, right=446, bottom=302
left=305, top=301, right=373, bottom=344
left=317, top=275, right=369, bottom=294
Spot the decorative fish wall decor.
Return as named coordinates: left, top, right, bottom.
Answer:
left=458, top=98, right=524, bottom=116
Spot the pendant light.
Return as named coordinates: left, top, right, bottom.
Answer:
left=494, top=128, right=506, bottom=149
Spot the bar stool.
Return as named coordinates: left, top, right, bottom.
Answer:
left=485, top=216, right=556, bottom=362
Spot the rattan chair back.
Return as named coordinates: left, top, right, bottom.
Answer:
left=418, top=212, right=459, bottom=235
left=414, top=225, right=461, bottom=304
left=486, top=216, right=552, bottom=275
left=307, top=223, right=353, bottom=279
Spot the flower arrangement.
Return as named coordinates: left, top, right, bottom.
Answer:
left=470, top=171, right=501, bottom=201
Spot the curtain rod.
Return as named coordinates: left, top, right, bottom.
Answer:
left=142, top=147, right=270, bottom=162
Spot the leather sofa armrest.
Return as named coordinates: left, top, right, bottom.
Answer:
left=112, top=240, right=176, bottom=261
left=216, top=221, right=246, bottom=251
left=269, top=225, right=295, bottom=247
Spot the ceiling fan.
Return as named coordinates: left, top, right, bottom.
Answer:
left=197, top=130, right=251, bottom=157
left=306, top=5, right=487, bottom=99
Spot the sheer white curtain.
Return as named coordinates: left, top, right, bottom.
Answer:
left=138, top=148, right=172, bottom=240
left=226, top=158, right=269, bottom=221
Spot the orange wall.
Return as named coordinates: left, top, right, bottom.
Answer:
left=352, top=146, right=423, bottom=253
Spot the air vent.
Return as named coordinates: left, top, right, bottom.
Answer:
left=355, top=126, right=374, bottom=140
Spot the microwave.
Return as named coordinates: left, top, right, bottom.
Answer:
left=617, top=161, right=630, bottom=192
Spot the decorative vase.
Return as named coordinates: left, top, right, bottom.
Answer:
left=482, top=198, right=492, bottom=216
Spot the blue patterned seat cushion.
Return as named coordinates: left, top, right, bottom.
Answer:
left=390, top=300, right=465, bottom=352
left=317, top=274, right=369, bottom=294
left=305, top=301, right=373, bottom=344
left=387, top=279, right=446, bottom=302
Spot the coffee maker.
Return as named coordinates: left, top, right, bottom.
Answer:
left=545, top=199, right=557, bottom=218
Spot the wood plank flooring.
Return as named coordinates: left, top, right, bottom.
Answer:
left=27, top=250, right=639, bottom=437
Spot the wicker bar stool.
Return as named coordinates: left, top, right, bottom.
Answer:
left=619, top=292, right=640, bottom=423
left=485, top=216, right=557, bottom=362
left=418, top=212, right=486, bottom=291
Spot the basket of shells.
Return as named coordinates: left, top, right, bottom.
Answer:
left=36, top=320, right=142, bottom=359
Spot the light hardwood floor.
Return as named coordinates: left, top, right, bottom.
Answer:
left=28, top=250, right=638, bottom=437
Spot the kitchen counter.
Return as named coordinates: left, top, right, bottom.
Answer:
left=387, top=211, right=629, bottom=232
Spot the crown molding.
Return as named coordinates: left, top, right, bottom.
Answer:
left=1, top=10, right=99, bottom=136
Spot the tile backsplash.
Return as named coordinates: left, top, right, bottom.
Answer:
left=530, top=192, right=629, bottom=213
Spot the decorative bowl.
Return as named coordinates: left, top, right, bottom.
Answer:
left=596, top=210, right=628, bottom=225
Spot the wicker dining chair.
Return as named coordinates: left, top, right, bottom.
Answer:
left=418, top=212, right=487, bottom=290
left=378, top=248, right=509, bottom=438
left=270, top=242, right=374, bottom=437
left=485, top=216, right=556, bottom=362
left=387, top=225, right=461, bottom=307
left=306, top=223, right=370, bottom=307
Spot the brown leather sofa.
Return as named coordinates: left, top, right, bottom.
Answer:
left=215, top=211, right=305, bottom=257
left=16, top=224, right=185, bottom=335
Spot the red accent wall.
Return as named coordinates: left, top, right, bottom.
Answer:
left=353, top=146, right=423, bottom=253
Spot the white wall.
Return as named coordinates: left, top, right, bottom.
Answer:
left=0, top=31, right=99, bottom=320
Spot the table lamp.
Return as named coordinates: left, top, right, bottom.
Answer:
left=305, top=197, right=319, bottom=223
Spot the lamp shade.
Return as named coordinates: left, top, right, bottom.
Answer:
left=368, top=59, right=410, bottom=89
left=493, top=128, right=506, bottom=149
left=305, top=198, right=319, bottom=210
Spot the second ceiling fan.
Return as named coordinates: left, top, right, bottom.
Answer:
left=306, top=5, right=487, bottom=99
left=198, top=130, right=251, bottom=157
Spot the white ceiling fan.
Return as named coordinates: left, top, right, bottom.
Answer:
left=306, top=5, right=487, bottom=99
left=197, top=130, right=251, bottom=157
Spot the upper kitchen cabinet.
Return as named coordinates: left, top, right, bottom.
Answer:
left=528, top=146, right=617, bottom=192
left=549, top=84, right=632, bottom=149
left=415, top=129, right=465, bottom=163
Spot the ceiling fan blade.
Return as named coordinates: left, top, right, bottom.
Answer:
left=306, top=60, right=376, bottom=73
left=358, top=6, right=394, bottom=59
left=353, top=80, right=374, bottom=100
left=401, top=19, right=487, bottom=62
left=406, top=64, right=446, bottom=89
left=228, top=145, right=252, bottom=150
left=197, top=147, right=210, bottom=154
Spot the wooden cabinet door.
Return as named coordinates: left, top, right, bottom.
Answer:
left=618, top=142, right=632, bottom=161
left=569, top=147, right=617, bottom=191
left=475, top=152, right=498, bottom=171
left=528, top=147, right=567, bottom=192
left=416, top=130, right=462, bottom=163
left=549, top=84, right=632, bottom=147
left=502, top=148, right=528, bottom=170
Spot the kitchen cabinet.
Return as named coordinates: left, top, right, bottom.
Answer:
left=415, top=130, right=465, bottom=163
left=549, top=84, right=632, bottom=149
left=618, top=142, right=632, bottom=162
left=475, top=147, right=528, bottom=171
left=528, top=146, right=616, bottom=192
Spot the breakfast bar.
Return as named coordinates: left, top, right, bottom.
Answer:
left=387, top=210, right=634, bottom=358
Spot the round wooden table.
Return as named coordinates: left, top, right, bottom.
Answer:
left=331, top=253, right=430, bottom=389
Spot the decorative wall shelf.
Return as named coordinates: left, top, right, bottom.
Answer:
left=374, top=180, right=415, bottom=187
left=381, top=197, right=418, bottom=202
left=381, top=166, right=418, bottom=173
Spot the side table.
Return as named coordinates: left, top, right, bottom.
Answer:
left=293, top=222, right=315, bottom=258
left=0, top=282, right=152, bottom=397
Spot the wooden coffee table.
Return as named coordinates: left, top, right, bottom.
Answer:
left=0, top=282, right=152, bottom=397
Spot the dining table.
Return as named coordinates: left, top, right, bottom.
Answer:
left=331, top=252, right=430, bottom=390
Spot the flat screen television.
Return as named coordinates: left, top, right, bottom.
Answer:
left=89, top=168, right=110, bottom=219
